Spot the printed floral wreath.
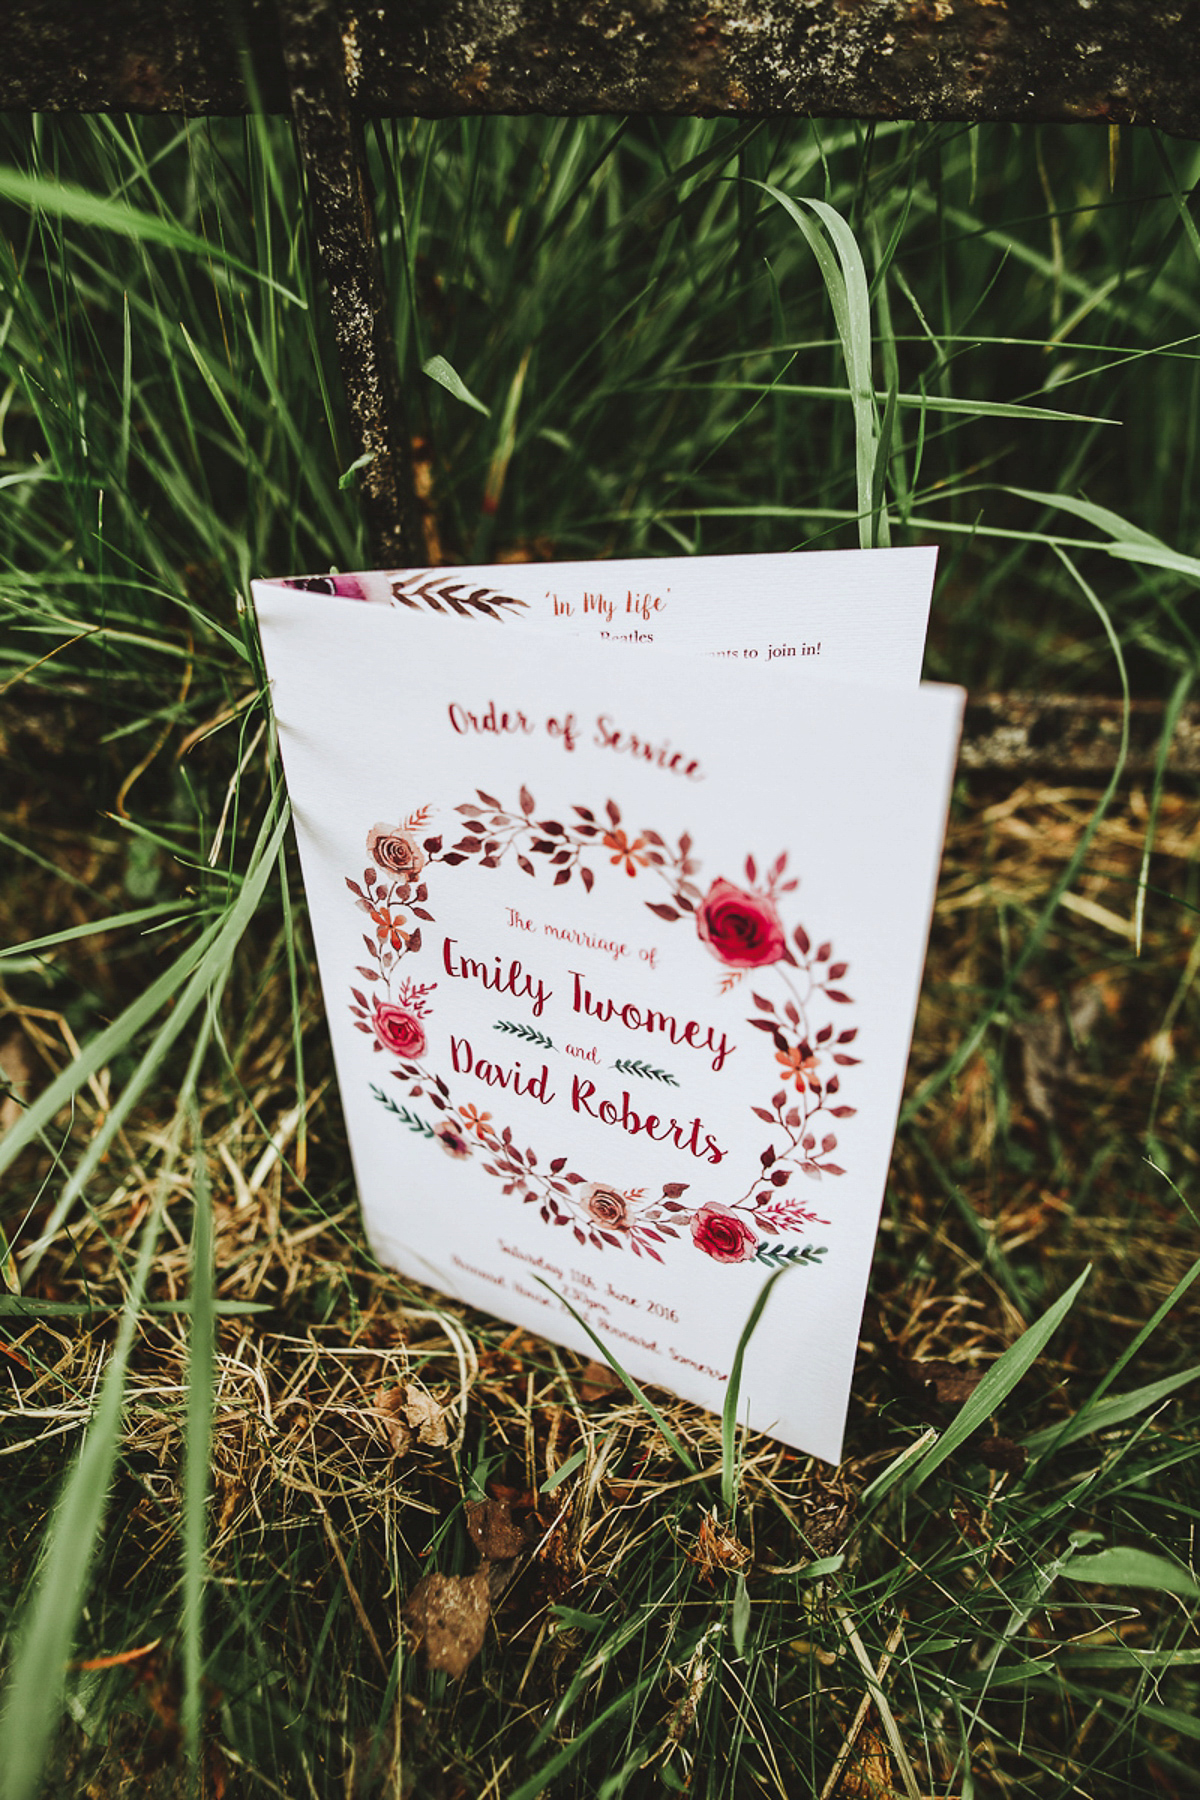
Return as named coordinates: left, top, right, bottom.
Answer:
left=345, top=790, right=861, bottom=1270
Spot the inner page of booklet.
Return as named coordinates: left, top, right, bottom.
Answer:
left=261, top=546, right=937, bottom=684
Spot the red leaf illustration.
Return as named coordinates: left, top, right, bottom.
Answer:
left=519, top=786, right=535, bottom=816
left=825, top=990, right=852, bottom=1004
left=828, top=962, right=848, bottom=980
left=794, top=924, right=811, bottom=955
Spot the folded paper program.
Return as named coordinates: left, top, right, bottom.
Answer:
left=254, top=548, right=960, bottom=1461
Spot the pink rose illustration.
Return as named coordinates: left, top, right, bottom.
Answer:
left=434, top=1120, right=472, bottom=1159
left=696, top=878, right=786, bottom=969
left=690, top=1202, right=757, bottom=1264
left=285, top=574, right=368, bottom=600
left=366, top=823, right=426, bottom=881
left=372, top=1001, right=427, bottom=1059
left=582, top=1183, right=630, bottom=1230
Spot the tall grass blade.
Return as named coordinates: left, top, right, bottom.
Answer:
left=0, top=168, right=305, bottom=307
left=1066, top=1547, right=1200, bottom=1600
left=13, top=801, right=289, bottom=1276
left=753, top=186, right=882, bottom=546
left=538, top=1281, right=698, bottom=1474
left=721, top=1264, right=790, bottom=1515
left=182, top=1103, right=215, bottom=1765
left=873, top=1266, right=1091, bottom=1503
left=0, top=1205, right=164, bottom=1800
left=1024, top=1361, right=1200, bottom=1456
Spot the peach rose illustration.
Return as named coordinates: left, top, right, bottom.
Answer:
left=434, top=1120, right=472, bottom=1159
left=695, top=878, right=787, bottom=969
left=582, top=1183, right=630, bottom=1230
left=371, top=1001, right=427, bottom=1059
left=366, top=823, right=426, bottom=881
left=690, top=1202, right=757, bottom=1264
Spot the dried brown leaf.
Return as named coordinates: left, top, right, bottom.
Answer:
left=403, top=1382, right=450, bottom=1447
left=578, top=1358, right=621, bottom=1404
left=373, top=1385, right=412, bottom=1456
left=466, top=1495, right=527, bottom=1562
left=903, top=1359, right=984, bottom=1408
left=403, top=1569, right=490, bottom=1677
left=374, top=1381, right=450, bottom=1453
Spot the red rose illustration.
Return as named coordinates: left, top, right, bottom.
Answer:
left=690, top=1202, right=757, bottom=1264
left=366, top=823, right=426, bottom=881
left=582, top=1182, right=630, bottom=1230
left=434, top=1120, right=472, bottom=1159
left=372, top=1001, right=427, bottom=1059
left=696, top=878, right=786, bottom=968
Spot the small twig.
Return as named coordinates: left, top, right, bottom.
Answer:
left=819, top=1614, right=915, bottom=1800
left=320, top=1510, right=388, bottom=1672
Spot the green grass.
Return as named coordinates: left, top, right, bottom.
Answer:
left=1, top=110, right=1200, bottom=1797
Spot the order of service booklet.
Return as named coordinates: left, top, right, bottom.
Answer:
left=252, top=550, right=961, bottom=1463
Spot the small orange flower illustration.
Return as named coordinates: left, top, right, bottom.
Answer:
left=369, top=902, right=407, bottom=948
left=457, top=1104, right=493, bottom=1140
left=776, top=1045, right=819, bottom=1089
left=603, top=828, right=649, bottom=876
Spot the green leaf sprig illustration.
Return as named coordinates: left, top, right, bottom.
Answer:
left=754, top=1242, right=828, bottom=1269
left=612, top=1058, right=679, bottom=1087
left=493, top=1019, right=556, bottom=1051
left=370, top=1087, right=435, bottom=1136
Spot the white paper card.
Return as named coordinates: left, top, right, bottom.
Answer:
left=253, top=552, right=960, bottom=1462
left=266, top=546, right=937, bottom=681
